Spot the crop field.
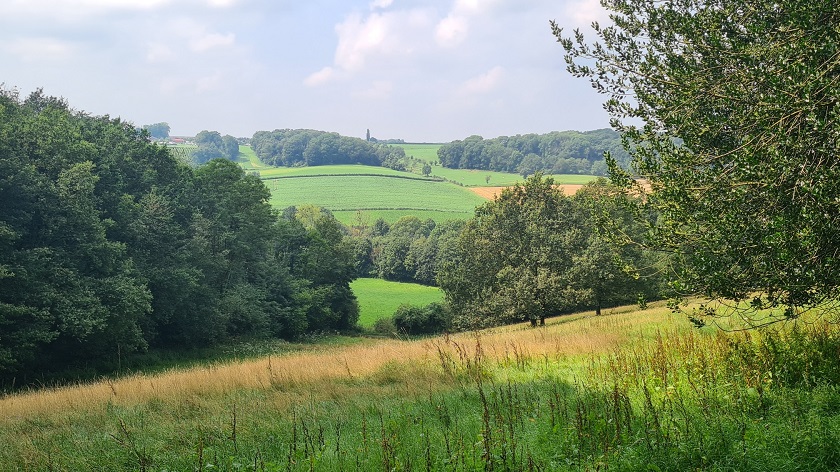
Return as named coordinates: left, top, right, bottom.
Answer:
left=266, top=171, right=486, bottom=225
left=351, top=278, right=445, bottom=327
left=258, top=164, right=437, bottom=179
left=165, top=143, right=197, bottom=163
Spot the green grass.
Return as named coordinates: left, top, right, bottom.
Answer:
left=265, top=171, right=486, bottom=225
left=392, top=143, right=597, bottom=187
left=258, top=164, right=438, bottom=180
left=236, top=145, right=268, bottom=170
left=4, top=306, right=840, bottom=470
left=351, top=278, right=444, bottom=327
left=393, top=143, right=442, bottom=163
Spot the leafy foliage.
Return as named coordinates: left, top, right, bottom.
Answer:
left=438, top=174, right=661, bottom=328
left=555, top=0, right=840, bottom=322
left=0, top=89, right=358, bottom=385
left=436, top=129, right=629, bottom=176
left=251, top=129, right=408, bottom=170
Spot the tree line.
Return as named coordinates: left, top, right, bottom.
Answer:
left=346, top=176, right=665, bottom=333
left=251, top=129, right=409, bottom=170
left=0, top=90, right=358, bottom=386
left=436, top=129, right=632, bottom=177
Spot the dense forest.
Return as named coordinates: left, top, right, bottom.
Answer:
left=0, top=90, right=358, bottom=386
left=436, top=129, right=631, bottom=176
left=250, top=128, right=409, bottom=170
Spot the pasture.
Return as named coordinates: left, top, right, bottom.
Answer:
left=394, top=143, right=597, bottom=187
left=265, top=169, right=486, bottom=225
left=351, top=278, right=445, bottom=327
left=4, top=302, right=837, bottom=470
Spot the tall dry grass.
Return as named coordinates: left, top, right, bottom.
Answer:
left=0, top=304, right=683, bottom=424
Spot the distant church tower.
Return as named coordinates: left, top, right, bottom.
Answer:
left=366, top=129, right=370, bottom=142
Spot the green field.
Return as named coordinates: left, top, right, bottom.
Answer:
left=393, top=143, right=597, bottom=187
left=393, top=143, right=442, bottom=162
left=351, top=278, right=445, bottom=327
left=236, top=145, right=267, bottom=170
left=266, top=169, right=486, bottom=225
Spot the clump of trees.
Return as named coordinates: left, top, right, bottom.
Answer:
left=193, top=130, right=241, bottom=164
left=142, top=122, right=170, bottom=140
left=349, top=216, right=465, bottom=286
left=251, top=129, right=408, bottom=170
left=555, top=0, right=840, bottom=324
left=436, top=130, right=631, bottom=177
left=437, top=174, right=663, bottom=329
left=0, top=90, right=358, bottom=386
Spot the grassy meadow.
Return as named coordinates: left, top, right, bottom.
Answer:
left=264, top=170, right=487, bottom=225
left=394, top=143, right=598, bottom=187
left=351, top=278, right=445, bottom=328
left=4, top=302, right=840, bottom=470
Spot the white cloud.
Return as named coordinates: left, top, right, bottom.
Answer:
left=435, top=14, right=468, bottom=47
left=196, top=71, right=222, bottom=93
left=459, top=66, right=504, bottom=94
left=207, top=0, right=237, bottom=7
left=189, top=32, right=235, bottom=52
left=369, top=0, right=393, bottom=9
left=146, top=42, right=176, bottom=63
left=307, top=8, right=433, bottom=85
left=304, top=67, right=337, bottom=87
left=2, top=37, right=76, bottom=60
left=334, top=12, right=389, bottom=71
left=354, top=80, right=393, bottom=99
left=76, top=0, right=170, bottom=9
left=564, top=0, right=610, bottom=28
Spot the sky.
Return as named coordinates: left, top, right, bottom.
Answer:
left=0, top=0, right=611, bottom=142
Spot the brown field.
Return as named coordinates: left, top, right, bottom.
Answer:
left=469, top=184, right=585, bottom=200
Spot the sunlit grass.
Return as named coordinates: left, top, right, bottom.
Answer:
left=351, top=278, right=445, bottom=327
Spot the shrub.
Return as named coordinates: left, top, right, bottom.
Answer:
left=372, top=316, right=398, bottom=337
left=393, top=302, right=452, bottom=335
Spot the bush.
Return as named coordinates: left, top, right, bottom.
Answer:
left=373, top=316, right=398, bottom=337
left=393, top=302, right=452, bottom=335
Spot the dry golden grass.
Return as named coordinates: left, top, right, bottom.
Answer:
left=468, top=184, right=585, bottom=200
left=0, top=304, right=684, bottom=424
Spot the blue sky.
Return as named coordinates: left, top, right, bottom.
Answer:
left=0, top=0, right=611, bottom=142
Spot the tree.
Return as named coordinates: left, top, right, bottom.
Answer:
left=193, top=130, right=225, bottom=164
left=222, top=134, right=240, bottom=160
left=438, top=174, right=584, bottom=328
left=422, top=163, right=432, bottom=176
left=555, top=0, right=840, bottom=324
left=143, top=122, right=170, bottom=140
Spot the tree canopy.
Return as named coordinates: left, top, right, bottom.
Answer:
left=437, top=175, right=658, bottom=329
left=436, top=130, right=630, bottom=177
left=142, top=122, right=170, bottom=140
left=0, top=89, right=357, bottom=386
left=250, top=129, right=407, bottom=170
left=555, top=0, right=840, bottom=324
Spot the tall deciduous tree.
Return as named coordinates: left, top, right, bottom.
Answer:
left=438, top=174, right=585, bottom=328
left=555, top=0, right=840, bottom=323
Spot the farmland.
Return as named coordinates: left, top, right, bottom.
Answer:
left=351, top=278, right=444, bottom=328
left=264, top=168, right=487, bottom=225
left=394, top=143, right=598, bottom=187
left=246, top=143, right=598, bottom=224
